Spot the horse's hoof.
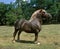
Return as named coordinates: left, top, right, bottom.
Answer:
left=34, top=41, right=40, bottom=45
left=12, top=40, right=15, bottom=43
left=37, top=42, right=40, bottom=45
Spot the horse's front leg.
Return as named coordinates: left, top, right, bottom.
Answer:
left=17, top=30, right=21, bottom=41
left=34, top=33, right=40, bottom=44
left=34, top=33, right=38, bottom=42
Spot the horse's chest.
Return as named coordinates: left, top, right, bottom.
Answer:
left=31, top=21, right=41, bottom=28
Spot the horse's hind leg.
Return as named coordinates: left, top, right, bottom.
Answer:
left=17, top=30, right=21, bottom=40
left=12, top=28, right=18, bottom=41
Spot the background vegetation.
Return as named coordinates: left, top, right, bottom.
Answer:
left=0, top=0, right=60, bottom=25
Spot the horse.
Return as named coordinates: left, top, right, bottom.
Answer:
left=12, top=9, right=52, bottom=44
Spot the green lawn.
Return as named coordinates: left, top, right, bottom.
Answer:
left=0, top=24, right=60, bottom=49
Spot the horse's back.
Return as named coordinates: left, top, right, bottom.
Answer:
left=14, top=19, right=26, bottom=29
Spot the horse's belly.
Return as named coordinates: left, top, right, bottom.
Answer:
left=22, top=25, right=35, bottom=33
left=24, top=30, right=34, bottom=33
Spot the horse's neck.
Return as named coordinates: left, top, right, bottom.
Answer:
left=29, top=18, right=42, bottom=24
left=29, top=10, right=40, bottom=22
left=29, top=15, right=42, bottom=21
left=29, top=15, right=42, bottom=22
left=29, top=15, right=39, bottom=22
left=29, top=17, right=35, bottom=22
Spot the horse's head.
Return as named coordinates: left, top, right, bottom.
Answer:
left=29, top=9, right=52, bottom=22
left=38, top=9, right=52, bottom=23
left=39, top=9, right=52, bottom=20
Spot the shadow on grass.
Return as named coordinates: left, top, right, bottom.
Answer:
left=15, top=40, right=34, bottom=44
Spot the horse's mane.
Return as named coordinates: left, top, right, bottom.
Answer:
left=29, top=9, right=43, bottom=22
left=29, top=10, right=39, bottom=22
left=29, top=9, right=48, bottom=22
left=31, top=9, right=47, bottom=18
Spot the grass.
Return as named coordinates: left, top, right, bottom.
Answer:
left=0, top=24, right=60, bottom=49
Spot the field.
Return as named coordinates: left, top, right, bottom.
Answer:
left=0, top=24, right=60, bottom=49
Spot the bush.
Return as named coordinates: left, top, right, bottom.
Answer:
left=6, top=11, right=17, bottom=25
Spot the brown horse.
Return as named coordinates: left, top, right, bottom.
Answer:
left=12, top=9, right=52, bottom=44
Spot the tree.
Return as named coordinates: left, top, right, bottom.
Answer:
left=0, top=0, right=60, bottom=25
left=0, top=3, right=7, bottom=25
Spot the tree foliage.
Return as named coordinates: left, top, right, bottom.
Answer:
left=0, top=0, right=60, bottom=25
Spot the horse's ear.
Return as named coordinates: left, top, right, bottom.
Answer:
left=39, top=9, right=43, bottom=12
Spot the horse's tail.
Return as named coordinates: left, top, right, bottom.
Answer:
left=14, top=19, right=19, bottom=29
